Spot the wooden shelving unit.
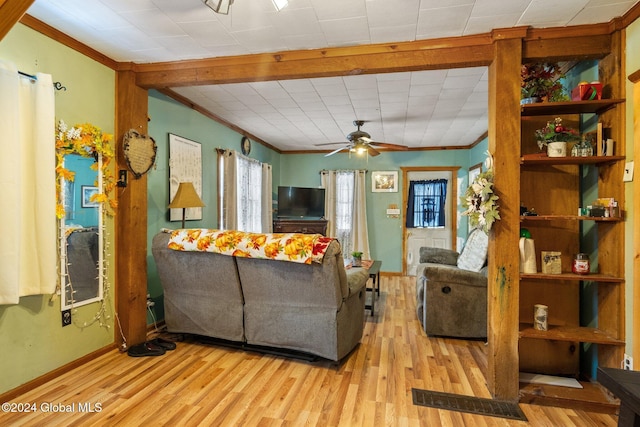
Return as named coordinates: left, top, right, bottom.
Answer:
left=517, top=96, right=626, bottom=411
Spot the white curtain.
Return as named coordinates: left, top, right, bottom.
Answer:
left=321, top=170, right=370, bottom=259
left=261, top=163, right=273, bottom=232
left=352, top=170, right=371, bottom=259
left=219, top=149, right=238, bottom=230
left=0, top=60, right=56, bottom=305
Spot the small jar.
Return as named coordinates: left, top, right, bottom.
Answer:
left=572, top=253, right=590, bottom=275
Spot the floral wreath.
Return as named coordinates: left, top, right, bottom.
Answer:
left=461, top=169, right=500, bottom=233
left=55, top=120, right=117, bottom=218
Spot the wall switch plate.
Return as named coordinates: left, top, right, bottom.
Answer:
left=61, top=309, right=71, bottom=327
left=624, top=354, right=633, bottom=370
left=623, top=161, right=634, bottom=182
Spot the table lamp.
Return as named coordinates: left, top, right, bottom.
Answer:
left=168, top=182, right=205, bottom=228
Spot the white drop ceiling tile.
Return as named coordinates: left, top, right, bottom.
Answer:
left=411, top=70, right=448, bottom=84
left=98, top=27, right=162, bottom=51
left=464, top=15, right=520, bottom=34
left=420, top=0, right=475, bottom=8
left=322, top=95, right=353, bottom=106
left=470, top=0, right=530, bottom=16
left=269, top=98, right=300, bottom=109
left=121, top=9, right=185, bottom=37
left=344, top=74, right=379, bottom=89
left=280, top=34, right=329, bottom=50
left=443, top=75, right=482, bottom=89
left=319, top=16, right=371, bottom=45
left=417, top=5, right=474, bottom=36
left=379, top=92, right=409, bottom=104
left=370, top=25, right=417, bottom=43
left=103, top=0, right=157, bottom=13
left=310, top=0, right=367, bottom=20
left=348, top=88, right=380, bottom=101
left=230, top=28, right=288, bottom=54
left=154, top=36, right=212, bottom=56
left=315, top=84, right=349, bottom=97
left=569, top=2, right=635, bottom=25
left=203, top=44, right=250, bottom=57
left=327, top=104, right=357, bottom=115
left=280, top=79, right=317, bottom=92
left=366, top=0, right=420, bottom=27
left=378, top=80, right=410, bottom=94
left=519, top=0, right=590, bottom=26
left=269, top=7, right=323, bottom=36
left=181, top=21, right=238, bottom=47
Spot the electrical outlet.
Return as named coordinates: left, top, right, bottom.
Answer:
left=61, top=309, right=72, bottom=327
left=623, top=161, right=634, bottom=182
left=624, top=354, right=633, bottom=370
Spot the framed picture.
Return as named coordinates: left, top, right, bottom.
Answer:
left=81, top=186, right=99, bottom=208
left=372, top=171, right=398, bottom=193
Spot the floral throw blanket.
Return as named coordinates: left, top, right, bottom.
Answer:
left=168, top=229, right=335, bottom=264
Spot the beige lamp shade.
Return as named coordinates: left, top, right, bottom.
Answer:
left=169, top=182, right=205, bottom=228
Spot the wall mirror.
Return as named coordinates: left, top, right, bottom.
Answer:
left=56, top=120, right=114, bottom=312
left=60, top=153, right=104, bottom=310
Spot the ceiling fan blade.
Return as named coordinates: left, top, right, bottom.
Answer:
left=368, top=141, right=409, bottom=150
left=324, top=146, right=349, bottom=157
left=367, top=145, right=381, bottom=156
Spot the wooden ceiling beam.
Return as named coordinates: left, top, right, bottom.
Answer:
left=134, top=34, right=496, bottom=88
left=0, top=0, right=33, bottom=40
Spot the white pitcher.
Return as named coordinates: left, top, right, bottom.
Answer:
left=519, top=237, right=537, bottom=273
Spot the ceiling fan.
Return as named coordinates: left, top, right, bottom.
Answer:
left=316, top=120, right=409, bottom=157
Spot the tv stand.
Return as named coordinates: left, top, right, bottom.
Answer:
left=273, top=218, right=328, bottom=235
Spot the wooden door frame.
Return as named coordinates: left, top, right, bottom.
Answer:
left=401, top=166, right=459, bottom=276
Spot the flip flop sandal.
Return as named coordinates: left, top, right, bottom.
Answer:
left=149, top=337, right=177, bottom=351
left=127, top=341, right=166, bottom=357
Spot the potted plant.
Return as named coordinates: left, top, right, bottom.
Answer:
left=535, top=117, right=581, bottom=157
left=521, top=63, right=568, bottom=103
left=351, top=251, right=363, bottom=267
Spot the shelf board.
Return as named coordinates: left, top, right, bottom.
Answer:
left=520, top=99, right=625, bottom=116
left=519, top=323, right=625, bottom=345
left=519, top=380, right=619, bottom=413
left=520, top=214, right=623, bottom=222
left=520, top=272, right=624, bottom=282
left=520, top=153, right=626, bottom=166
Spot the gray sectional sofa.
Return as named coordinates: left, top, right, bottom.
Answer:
left=152, top=231, right=369, bottom=361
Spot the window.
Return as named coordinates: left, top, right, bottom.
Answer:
left=218, top=150, right=271, bottom=232
left=405, top=179, right=447, bottom=228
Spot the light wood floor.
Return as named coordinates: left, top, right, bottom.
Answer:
left=1, top=276, right=618, bottom=426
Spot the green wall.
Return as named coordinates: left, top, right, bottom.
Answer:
left=0, top=24, right=116, bottom=394
left=146, top=91, right=281, bottom=318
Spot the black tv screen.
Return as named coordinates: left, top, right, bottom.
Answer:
left=277, top=186, right=326, bottom=219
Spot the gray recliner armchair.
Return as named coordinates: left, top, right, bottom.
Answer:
left=415, top=228, right=488, bottom=339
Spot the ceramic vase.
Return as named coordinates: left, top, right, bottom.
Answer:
left=546, top=141, right=567, bottom=157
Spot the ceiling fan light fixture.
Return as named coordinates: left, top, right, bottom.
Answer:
left=271, top=0, right=288, bottom=11
left=203, top=0, right=234, bottom=14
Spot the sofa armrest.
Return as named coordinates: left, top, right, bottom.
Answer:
left=420, top=263, right=487, bottom=288
left=419, top=247, right=459, bottom=265
left=346, top=268, right=368, bottom=296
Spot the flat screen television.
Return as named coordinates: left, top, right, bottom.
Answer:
left=277, top=186, right=325, bottom=219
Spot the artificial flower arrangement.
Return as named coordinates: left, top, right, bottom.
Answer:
left=55, top=120, right=117, bottom=218
left=461, top=169, right=500, bottom=234
left=521, top=62, right=568, bottom=102
left=535, top=117, right=581, bottom=150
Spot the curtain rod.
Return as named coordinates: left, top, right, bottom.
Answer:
left=319, top=169, right=368, bottom=173
left=18, top=70, right=67, bottom=91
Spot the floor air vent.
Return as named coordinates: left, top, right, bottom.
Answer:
left=411, top=388, right=528, bottom=421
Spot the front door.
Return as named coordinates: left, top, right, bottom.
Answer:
left=403, top=169, right=455, bottom=275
